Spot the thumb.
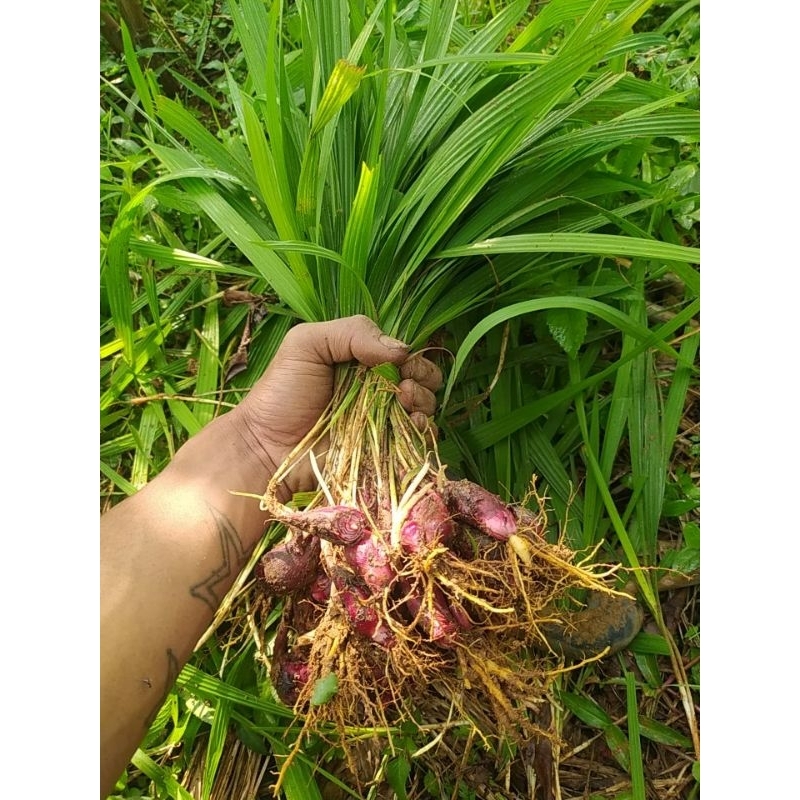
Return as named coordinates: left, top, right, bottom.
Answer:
left=283, top=315, right=410, bottom=368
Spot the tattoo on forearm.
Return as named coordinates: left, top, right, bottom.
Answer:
left=143, top=647, right=179, bottom=729
left=189, top=507, right=247, bottom=612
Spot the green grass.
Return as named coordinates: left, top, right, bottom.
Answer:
left=101, top=0, right=699, bottom=797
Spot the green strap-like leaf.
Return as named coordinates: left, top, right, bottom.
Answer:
left=176, top=662, right=294, bottom=718
left=626, top=671, right=646, bottom=800
left=311, top=59, right=366, bottom=136
left=193, top=277, right=220, bottom=429
left=131, top=750, right=195, bottom=800
left=119, top=21, right=155, bottom=120
left=437, top=232, right=699, bottom=264
left=442, top=295, right=688, bottom=409
left=340, top=161, right=381, bottom=315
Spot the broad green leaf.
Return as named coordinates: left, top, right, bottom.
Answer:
left=227, top=0, right=270, bottom=98
left=684, top=522, right=700, bottom=550
left=628, top=632, right=671, bottom=656
left=660, top=545, right=700, bottom=575
left=386, top=753, right=411, bottom=800
left=310, top=672, right=339, bottom=705
left=234, top=81, right=302, bottom=249
left=638, top=716, right=692, bottom=749
left=605, top=723, right=631, bottom=773
left=295, top=137, right=321, bottom=232
left=372, top=362, right=401, bottom=384
left=546, top=308, right=588, bottom=359
left=558, top=690, right=613, bottom=729
left=633, top=652, right=663, bottom=690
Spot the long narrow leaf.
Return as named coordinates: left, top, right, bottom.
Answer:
left=202, top=697, right=231, bottom=800
left=119, top=22, right=155, bottom=120
left=193, top=278, right=220, bottom=429
left=443, top=296, right=685, bottom=409
left=626, top=671, right=646, bottom=800
left=131, top=749, right=195, bottom=800
left=437, top=298, right=698, bottom=461
left=437, top=232, right=699, bottom=264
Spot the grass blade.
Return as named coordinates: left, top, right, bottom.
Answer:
left=131, top=749, right=195, bottom=800
left=625, top=671, right=646, bottom=800
left=193, top=278, right=220, bottom=429
left=130, top=404, right=160, bottom=489
left=266, top=735, right=324, bottom=800
left=340, top=160, right=381, bottom=316
left=119, top=21, right=155, bottom=120
left=201, top=697, right=231, bottom=800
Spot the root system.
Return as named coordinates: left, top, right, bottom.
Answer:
left=232, top=365, right=629, bottom=794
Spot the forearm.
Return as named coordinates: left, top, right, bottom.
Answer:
left=99, top=317, right=441, bottom=797
left=100, top=410, right=277, bottom=796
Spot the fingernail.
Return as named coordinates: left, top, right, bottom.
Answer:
left=379, top=333, right=409, bottom=351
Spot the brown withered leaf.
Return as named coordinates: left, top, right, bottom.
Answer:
left=224, top=306, right=253, bottom=385
left=224, top=350, right=249, bottom=383
left=223, top=288, right=260, bottom=306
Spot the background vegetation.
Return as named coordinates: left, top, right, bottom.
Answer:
left=100, top=1, right=699, bottom=797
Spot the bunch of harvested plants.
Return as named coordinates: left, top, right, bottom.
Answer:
left=131, top=0, right=701, bottom=791
left=252, top=361, right=625, bottom=788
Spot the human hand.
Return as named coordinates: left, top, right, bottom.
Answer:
left=230, top=316, right=442, bottom=496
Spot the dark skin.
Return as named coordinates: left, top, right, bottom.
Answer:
left=100, top=316, right=442, bottom=798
